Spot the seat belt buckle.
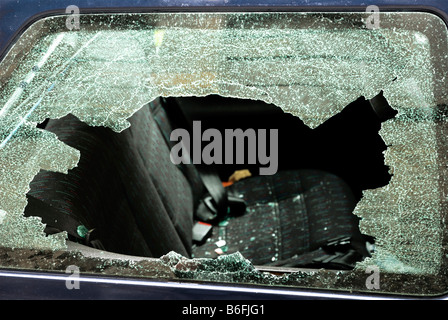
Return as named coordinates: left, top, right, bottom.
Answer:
left=192, top=221, right=213, bottom=244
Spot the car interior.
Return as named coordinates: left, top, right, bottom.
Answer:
left=24, top=92, right=396, bottom=270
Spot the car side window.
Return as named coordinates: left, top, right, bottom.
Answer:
left=0, top=11, right=447, bottom=296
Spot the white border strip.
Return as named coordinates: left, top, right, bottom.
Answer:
left=0, top=270, right=398, bottom=300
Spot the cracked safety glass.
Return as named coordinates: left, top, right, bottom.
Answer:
left=0, top=11, right=447, bottom=296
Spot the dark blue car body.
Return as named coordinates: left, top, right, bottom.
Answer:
left=1, top=0, right=447, bottom=301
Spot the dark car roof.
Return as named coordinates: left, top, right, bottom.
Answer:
left=1, top=0, right=448, bottom=60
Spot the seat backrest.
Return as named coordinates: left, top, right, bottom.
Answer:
left=27, top=99, right=199, bottom=258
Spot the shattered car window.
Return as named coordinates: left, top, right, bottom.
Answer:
left=0, top=11, right=447, bottom=296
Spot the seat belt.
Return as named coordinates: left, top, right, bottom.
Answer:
left=194, top=163, right=229, bottom=221
left=24, top=194, right=104, bottom=250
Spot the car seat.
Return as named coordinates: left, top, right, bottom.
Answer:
left=25, top=94, right=393, bottom=268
